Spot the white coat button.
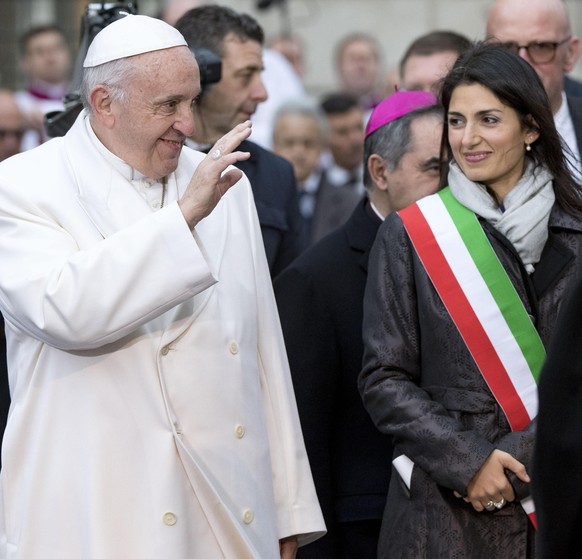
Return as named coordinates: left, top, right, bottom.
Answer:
left=228, top=340, right=239, bottom=355
left=161, top=345, right=170, bottom=356
left=235, top=424, right=246, bottom=438
left=242, top=509, right=254, bottom=524
left=163, top=512, right=177, bottom=526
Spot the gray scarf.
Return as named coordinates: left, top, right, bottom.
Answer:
left=448, top=160, right=555, bottom=273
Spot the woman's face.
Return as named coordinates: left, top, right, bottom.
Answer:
left=447, top=82, right=539, bottom=201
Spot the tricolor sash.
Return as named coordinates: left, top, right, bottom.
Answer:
left=397, top=187, right=544, bottom=527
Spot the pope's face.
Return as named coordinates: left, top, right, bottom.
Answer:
left=109, top=46, right=200, bottom=179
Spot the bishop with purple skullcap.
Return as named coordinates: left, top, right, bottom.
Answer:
left=365, top=91, right=438, bottom=137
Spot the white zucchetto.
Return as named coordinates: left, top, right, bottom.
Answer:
left=83, top=14, right=188, bottom=68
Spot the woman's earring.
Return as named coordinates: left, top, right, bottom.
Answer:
left=525, top=143, right=532, bottom=152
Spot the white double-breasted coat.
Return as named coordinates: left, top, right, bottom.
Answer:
left=0, top=112, right=325, bottom=558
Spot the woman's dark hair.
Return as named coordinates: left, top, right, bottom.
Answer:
left=439, top=41, right=582, bottom=217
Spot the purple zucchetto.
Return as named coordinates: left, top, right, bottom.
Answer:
left=365, top=91, right=438, bottom=137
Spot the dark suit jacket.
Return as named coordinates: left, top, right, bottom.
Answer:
left=235, top=139, right=301, bottom=277
left=533, top=269, right=582, bottom=559
left=568, top=95, right=582, bottom=159
left=310, top=171, right=363, bottom=248
left=565, top=76, right=582, bottom=98
left=274, top=199, right=392, bottom=558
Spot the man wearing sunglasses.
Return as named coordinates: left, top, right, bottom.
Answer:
left=486, top=0, right=582, bottom=178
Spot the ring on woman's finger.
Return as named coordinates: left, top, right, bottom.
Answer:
left=484, top=500, right=496, bottom=511
left=211, top=148, right=222, bottom=160
left=493, top=498, right=506, bottom=509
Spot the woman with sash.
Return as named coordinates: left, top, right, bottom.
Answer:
left=359, top=42, right=582, bottom=558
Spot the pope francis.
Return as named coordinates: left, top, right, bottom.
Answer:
left=0, top=14, right=324, bottom=559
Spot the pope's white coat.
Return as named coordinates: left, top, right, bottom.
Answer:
left=0, top=111, right=325, bottom=558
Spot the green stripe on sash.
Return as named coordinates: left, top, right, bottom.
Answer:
left=439, top=187, right=546, bottom=381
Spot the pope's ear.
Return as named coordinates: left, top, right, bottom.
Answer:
left=89, top=85, right=116, bottom=128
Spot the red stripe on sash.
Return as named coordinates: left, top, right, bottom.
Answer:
left=400, top=204, right=531, bottom=431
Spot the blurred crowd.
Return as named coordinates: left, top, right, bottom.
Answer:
left=0, top=3, right=483, bottom=252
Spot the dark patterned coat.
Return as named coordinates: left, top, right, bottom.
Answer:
left=359, top=201, right=582, bottom=559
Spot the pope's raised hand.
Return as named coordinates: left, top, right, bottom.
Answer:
left=179, top=120, right=252, bottom=229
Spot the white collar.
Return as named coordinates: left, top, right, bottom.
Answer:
left=554, top=91, right=569, bottom=130
left=369, top=200, right=385, bottom=221
left=326, top=163, right=362, bottom=187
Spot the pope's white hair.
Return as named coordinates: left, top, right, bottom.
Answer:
left=80, top=56, right=141, bottom=115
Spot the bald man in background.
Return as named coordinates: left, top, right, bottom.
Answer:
left=486, top=0, right=582, bottom=178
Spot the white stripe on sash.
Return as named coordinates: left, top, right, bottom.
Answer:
left=416, top=195, right=538, bottom=419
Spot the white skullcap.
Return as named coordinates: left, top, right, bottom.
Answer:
left=83, top=14, right=188, bottom=68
